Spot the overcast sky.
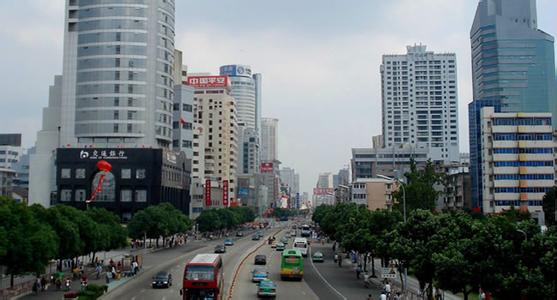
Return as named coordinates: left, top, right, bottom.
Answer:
left=0, top=0, right=556, bottom=195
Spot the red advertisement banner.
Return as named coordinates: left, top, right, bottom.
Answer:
left=222, top=180, right=229, bottom=207
left=204, top=179, right=211, bottom=207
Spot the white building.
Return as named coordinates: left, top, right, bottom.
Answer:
left=260, top=118, right=278, bottom=162
left=480, top=107, right=555, bottom=220
left=187, top=75, right=238, bottom=207
left=30, top=0, right=177, bottom=206
left=381, top=44, right=459, bottom=162
left=220, top=65, right=262, bottom=132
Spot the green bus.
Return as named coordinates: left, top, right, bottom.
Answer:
left=280, top=249, right=304, bottom=280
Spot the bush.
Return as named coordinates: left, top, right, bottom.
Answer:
left=77, top=284, right=107, bottom=300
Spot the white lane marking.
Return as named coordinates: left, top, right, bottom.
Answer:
left=131, top=297, right=136, bottom=300
left=139, top=288, right=145, bottom=293
left=162, top=297, right=166, bottom=300
left=309, top=248, right=348, bottom=300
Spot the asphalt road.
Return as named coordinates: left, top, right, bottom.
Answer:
left=231, top=230, right=319, bottom=300
left=104, top=228, right=275, bottom=300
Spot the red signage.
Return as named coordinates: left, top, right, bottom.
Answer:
left=260, top=162, right=273, bottom=173
left=185, top=76, right=229, bottom=89
left=313, top=188, right=335, bottom=196
left=222, top=180, right=229, bottom=207
left=204, top=179, right=212, bottom=207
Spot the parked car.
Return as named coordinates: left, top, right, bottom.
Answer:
left=257, top=279, right=277, bottom=298
left=214, top=244, right=226, bottom=253
left=254, top=254, right=267, bottom=265
left=251, top=267, right=269, bottom=282
left=276, top=242, right=285, bottom=251
left=224, top=239, right=234, bottom=246
left=152, top=271, right=172, bottom=288
left=312, top=251, right=324, bottom=262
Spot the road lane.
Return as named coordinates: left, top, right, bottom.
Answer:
left=104, top=228, right=276, bottom=300
left=231, top=231, right=319, bottom=300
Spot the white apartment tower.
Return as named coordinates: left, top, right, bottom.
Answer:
left=381, top=45, right=459, bottom=162
left=187, top=75, right=238, bottom=206
left=260, top=118, right=278, bottom=162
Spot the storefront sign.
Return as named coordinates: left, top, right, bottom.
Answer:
left=79, top=149, right=127, bottom=160
left=204, top=179, right=212, bottom=207
left=222, top=180, right=229, bottom=207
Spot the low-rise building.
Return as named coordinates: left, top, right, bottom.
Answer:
left=480, top=107, right=555, bottom=221
left=351, top=178, right=399, bottom=211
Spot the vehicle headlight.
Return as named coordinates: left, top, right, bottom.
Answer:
left=163, top=281, right=168, bottom=284
left=152, top=281, right=156, bottom=284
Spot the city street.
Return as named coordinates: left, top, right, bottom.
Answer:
left=103, top=228, right=278, bottom=300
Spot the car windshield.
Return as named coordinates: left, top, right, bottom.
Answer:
left=253, top=267, right=267, bottom=274
left=259, top=281, right=275, bottom=288
left=185, top=266, right=214, bottom=281
left=314, top=252, right=323, bottom=256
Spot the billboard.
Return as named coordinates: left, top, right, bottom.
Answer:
left=204, top=179, right=212, bottom=207
left=185, top=76, right=229, bottom=89
left=222, top=180, right=229, bottom=207
left=260, top=162, right=273, bottom=173
left=220, top=65, right=252, bottom=77
left=313, top=188, right=335, bottom=196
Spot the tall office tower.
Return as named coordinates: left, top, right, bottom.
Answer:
left=260, top=118, right=278, bottom=162
left=220, top=65, right=261, bottom=130
left=469, top=0, right=556, bottom=210
left=30, top=1, right=191, bottom=217
left=186, top=75, right=238, bottom=207
left=381, top=45, right=459, bottom=162
left=480, top=107, right=554, bottom=219
left=280, top=167, right=296, bottom=192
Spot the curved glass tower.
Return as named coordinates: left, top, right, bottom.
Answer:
left=219, top=65, right=260, bottom=131
left=68, top=0, right=175, bottom=148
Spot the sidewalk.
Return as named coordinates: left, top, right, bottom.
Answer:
left=9, top=239, right=196, bottom=300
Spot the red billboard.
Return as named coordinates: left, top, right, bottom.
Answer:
left=313, top=188, right=335, bottom=196
left=222, top=180, right=229, bottom=207
left=185, top=76, right=229, bottom=89
left=260, top=162, right=273, bottom=173
left=204, top=179, right=211, bottom=207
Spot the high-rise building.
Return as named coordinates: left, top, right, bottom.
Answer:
left=172, top=84, right=195, bottom=159
left=220, top=65, right=262, bottom=132
left=238, top=125, right=260, bottom=175
left=29, top=1, right=191, bottom=218
left=186, top=75, right=238, bottom=207
left=480, top=107, right=554, bottom=221
left=469, top=0, right=556, bottom=210
left=381, top=44, right=459, bottom=162
left=261, top=118, right=278, bottom=162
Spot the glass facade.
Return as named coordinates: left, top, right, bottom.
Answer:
left=73, top=0, right=176, bottom=147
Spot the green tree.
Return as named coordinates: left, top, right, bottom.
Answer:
left=542, top=187, right=556, bottom=227
left=392, top=159, right=441, bottom=213
left=0, top=197, right=58, bottom=287
left=196, top=209, right=224, bottom=232
left=85, top=208, right=128, bottom=259
left=128, top=203, right=191, bottom=247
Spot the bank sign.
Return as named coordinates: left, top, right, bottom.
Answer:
left=79, top=149, right=128, bottom=160
left=219, top=65, right=252, bottom=77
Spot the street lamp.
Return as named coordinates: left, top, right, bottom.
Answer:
left=376, top=174, right=406, bottom=222
left=376, top=173, right=407, bottom=294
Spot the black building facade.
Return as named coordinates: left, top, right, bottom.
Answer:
left=55, top=148, right=191, bottom=221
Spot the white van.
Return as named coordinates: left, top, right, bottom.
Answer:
left=293, top=237, right=309, bottom=257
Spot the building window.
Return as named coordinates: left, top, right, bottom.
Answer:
left=136, top=169, right=146, bottom=179
left=75, top=189, right=86, bottom=202
left=92, top=172, right=116, bottom=202
left=121, top=190, right=132, bottom=202
left=61, top=168, right=72, bottom=179
left=121, top=168, right=131, bottom=179
left=60, top=189, right=72, bottom=202
left=135, top=190, right=147, bottom=202
left=76, top=168, right=86, bottom=179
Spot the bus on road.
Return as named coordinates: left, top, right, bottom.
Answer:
left=280, top=249, right=304, bottom=280
left=293, top=237, right=309, bottom=257
left=181, top=254, right=223, bottom=300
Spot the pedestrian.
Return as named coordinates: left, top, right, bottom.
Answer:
left=332, top=242, right=336, bottom=252
left=40, top=276, right=47, bottom=291
left=356, top=264, right=362, bottom=279
left=334, top=253, right=338, bottom=263
left=379, top=291, right=387, bottom=300
left=384, top=281, right=391, bottom=296
left=367, top=294, right=374, bottom=300
left=95, top=264, right=102, bottom=279
left=105, top=272, right=110, bottom=284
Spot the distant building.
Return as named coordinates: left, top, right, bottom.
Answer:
left=480, top=107, right=554, bottom=221
left=0, top=134, right=23, bottom=197
left=351, top=178, right=399, bottom=211
left=351, top=144, right=429, bottom=181
left=219, top=65, right=261, bottom=131
left=381, top=45, right=459, bottom=162
left=172, top=83, right=195, bottom=159
left=260, top=118, right=278, bottom=162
